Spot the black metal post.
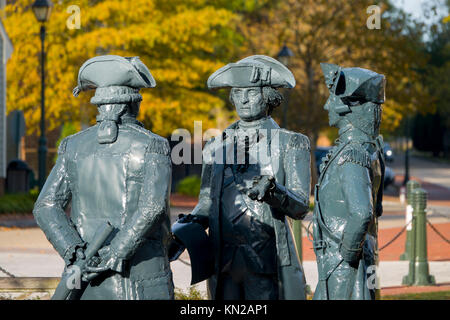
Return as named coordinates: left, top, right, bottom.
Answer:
left=38, top=24, right=47, bottom=190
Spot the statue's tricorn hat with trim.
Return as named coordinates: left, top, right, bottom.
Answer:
left=207, top=55, right=296, bottom=89
left=320, top=63, right=386, bottom=104
left=73, top=55, right=156, bottom=104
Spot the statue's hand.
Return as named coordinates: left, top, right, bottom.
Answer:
left=83, top=245, right=123, bottom=281
left=339, top=242, right=362, bottom=267
left=247, top=175, right=275, bottom=201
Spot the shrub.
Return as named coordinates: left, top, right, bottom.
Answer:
left=176, top=175, right=201, bottom=197
left=0, top=189, right=39, bottom=214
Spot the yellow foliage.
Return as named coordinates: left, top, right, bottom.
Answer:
left=3, top=0, right=241, bottom=137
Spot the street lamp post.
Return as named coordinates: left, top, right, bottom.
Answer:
left=32, top=0, right=53, bottom=191
left=276, top=45, right=294, bottom=128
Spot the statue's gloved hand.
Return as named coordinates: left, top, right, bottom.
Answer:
left=339, top=242, right=362, bottom=268
left=246, top=175, right=275, bottom=201
left=168, top=234, right=185, bottom=262
left=81, top=255, right=101, bottom=282
left=63, top=242, right=86, bottom=267
left=177, top=213, right=209, bottom=230
left=83, top=245, right=124, bottom=281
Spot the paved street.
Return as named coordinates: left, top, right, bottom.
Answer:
left=390, top=153, right=450, bottom=191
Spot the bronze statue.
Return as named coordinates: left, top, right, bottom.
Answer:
left=312, top=63, right=386, bottom=300
left=170, top=55, right=311, bottom=300
left=33, top=55, right=174, bottom=300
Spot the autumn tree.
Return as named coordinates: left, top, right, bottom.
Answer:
left=3, top=0, right=265, bottom=137
left=233, top=0, right=433, bottom=183
left=238, top=0, right=431, bottom=143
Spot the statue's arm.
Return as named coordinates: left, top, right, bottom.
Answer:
left=339, top=161, right=373, bottom=264
left=33, top=138, right=85, bottom=266
left=108, top=140, right=171, bottom=267
left=265, top=133, right=311, bottom=220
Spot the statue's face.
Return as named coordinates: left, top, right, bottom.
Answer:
left=231, top=87, right=268, bottom=121
left=348, top=102, right=382, bottom=136
left=323, top=94, right=341, bottom=127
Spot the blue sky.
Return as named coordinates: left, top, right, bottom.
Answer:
left=393, top=0, right=449, bottom=24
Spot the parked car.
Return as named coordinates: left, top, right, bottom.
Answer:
left=383, top=142, right=394, bottom=163
left=383, top=166, right=395, bottom=190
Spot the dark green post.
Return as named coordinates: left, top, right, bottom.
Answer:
left=412, top=188, right=435, bottom=285
left=402, top=188, right=436, bottom=286
left=38, top=24, right=48, bottom=191
left=400, top=180, right=420, bottom=260
left=32, top=0, right=54, bottom=191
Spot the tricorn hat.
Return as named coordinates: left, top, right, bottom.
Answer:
left=73, top=55, right=156, bottom=97
left=207, top=54, right=296, bottom=89
left=320, top=63, right=385, bottom=104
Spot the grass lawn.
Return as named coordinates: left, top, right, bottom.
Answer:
left=382, top=291, right=450, bottom=300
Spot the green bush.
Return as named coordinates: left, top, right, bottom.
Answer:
left=176, top=175, right=201, bottom=197
left=0, top=189, right=39, bottom=214
left=174, top=286, right=205, bottom=300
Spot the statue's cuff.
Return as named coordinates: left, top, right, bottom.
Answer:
left=62, top=242, right=86, bottom=266
left=264, top=181, right=287, bottom=207
left=339, top=240, right=362, bottom=264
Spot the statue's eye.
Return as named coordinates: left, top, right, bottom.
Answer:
left=342, top=95, right=367, bottom=106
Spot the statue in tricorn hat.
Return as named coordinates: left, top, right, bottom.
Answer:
left=170, top=55, right=311, bottom=300
left=312, top=63, right=386, bottom=300
left=33, top=55, right=174, bottom=300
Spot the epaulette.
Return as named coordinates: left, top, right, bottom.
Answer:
left=57, top=137, right=69, bottom=155
left=126, top=124, right=170, bottom=156
left=287, top=133, right=311, bottom=151
left=147, top=136, right=170, bottom=156
left=337, top=144, right=371, bottom=168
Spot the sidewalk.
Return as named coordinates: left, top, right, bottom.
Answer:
left=0, top=191, right=449, bottom=298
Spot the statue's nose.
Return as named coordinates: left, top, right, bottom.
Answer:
left=241, top=91, right=249, bottom=104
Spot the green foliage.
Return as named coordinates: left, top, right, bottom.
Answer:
left=0, top=191, right=38, bottom=214
left=176, top=175, right=201, bottom=197
left=174, top=286, right=205, bottom=300
left=3, top=0, right=244, bottom=137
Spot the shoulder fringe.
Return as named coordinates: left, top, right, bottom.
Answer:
left=57, top=138, right=68, bottom=155
left=338, top=147, right=371, bottom=168
left=288, top=133, right=311, bottom=151
left=127, top=124, right=170, bottom=156
left=147, top=137, right=170, bottom=156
